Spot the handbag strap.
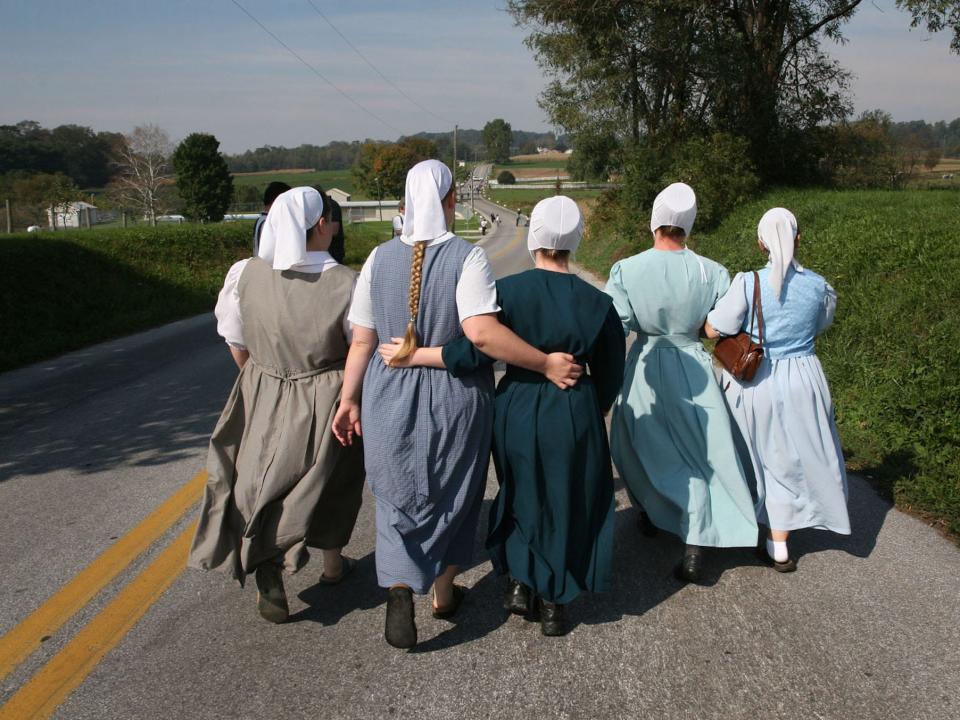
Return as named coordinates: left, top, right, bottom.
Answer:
left=748, top=271, right=765, bottom=347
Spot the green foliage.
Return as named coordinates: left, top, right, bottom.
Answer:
left=497, top=170, right=516, bottom=185
left=664, top=133, right=759, bottom=229
left=351, top=138, right=438, bottom=200
left=568, top=131, right=621, bottom=182
left=489, top=188, right=600, bottom=218
left=172, top=133, right=234, bottom=222
left=482, top=119, right=513, bottom=163
left=0, top=120, right=120, bottom=188
left=580, top=188, right=960, bottom=539
left=0, top=220, right=382, bottom=372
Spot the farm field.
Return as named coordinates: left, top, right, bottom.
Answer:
left=231, top=168, right=364, bottom=197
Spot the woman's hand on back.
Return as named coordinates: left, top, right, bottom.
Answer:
left=545, top=352, right=583, bottom=389
left=378, top=337, right=411, bottom=367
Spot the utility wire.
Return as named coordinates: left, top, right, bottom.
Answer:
left=229, top=0, right=402, bottom=135
left=304, top=0, right=453, bottom=127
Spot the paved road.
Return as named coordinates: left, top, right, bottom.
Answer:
left=1, top=190, right=959, bottom=719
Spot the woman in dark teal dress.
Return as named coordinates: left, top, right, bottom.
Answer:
left=379, top=196, right=625, bottom=636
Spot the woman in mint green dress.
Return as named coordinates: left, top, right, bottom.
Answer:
left=605, top=183, right=758, bottom=583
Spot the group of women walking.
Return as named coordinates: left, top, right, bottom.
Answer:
left=188, top=160, right=850, bottom=648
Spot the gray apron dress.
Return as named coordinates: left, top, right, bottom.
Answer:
left=188, top=257, right=365, bottom=584
left=362, top=236, right=494, bottom=593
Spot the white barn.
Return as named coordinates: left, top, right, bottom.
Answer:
left=48, top=201, right=99, bottom=229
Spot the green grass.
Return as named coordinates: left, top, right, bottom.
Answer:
left=488, top=188, right=601, bottom=217
left=581, top=187, right=960, bottom=539
left=0, top=220, right=384, bottom=372
left=232, top=169, right=366, bottom=198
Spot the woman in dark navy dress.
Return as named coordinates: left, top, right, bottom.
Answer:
left=380, top=196, right=624, bottom=635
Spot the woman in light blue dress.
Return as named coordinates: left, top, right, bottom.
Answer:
left=606, top=183, right=758, bottom=583
left=706, top=208, right=849, bottom=572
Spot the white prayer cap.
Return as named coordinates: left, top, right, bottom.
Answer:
left=257, top=187, right=324, bottom=270
left=650, top=182, right=697, bottom=236
left=392, top=214, right=403, bottom=233
left=528, top=195, right=583, bottom=259
left=402, top=159, right=454, bottom=243
left=758, top=207, right=800, bottom=299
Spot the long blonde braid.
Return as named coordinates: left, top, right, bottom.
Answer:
left=389, top=240, right=427, bottom=365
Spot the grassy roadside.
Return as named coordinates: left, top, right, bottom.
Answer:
left=488, top=188, right=601, bottom=218
left=581, top=187, right=960, bottom=539
left=0, top=220, right=385, bottom=372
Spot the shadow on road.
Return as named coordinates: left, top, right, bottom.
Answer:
left=290, top=551, right=382, bottom=626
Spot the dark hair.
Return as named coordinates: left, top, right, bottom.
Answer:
left=534, top=248, right=570, bottom=260
left=654, top=225, right=686, bottom=240
left=327, top=198, right=345, bottom=263
left=263, top=181, right=291, bottom=207
left=305, top=190, right=334, bottom=246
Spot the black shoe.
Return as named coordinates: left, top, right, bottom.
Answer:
left=432, top=584, right=467, bottom=620
left=504, top=578, right=532, bottom=615
left=756, top=537, right=798, bottom=573
left=385, top=587, right=417, bottom=649
left=637, top=511, right=659, bottom=538
left=255, top=563, right=289, bottom=624
left=674, top=552, right=703, bottom=584
left=539, top=599, right=567, bottom=637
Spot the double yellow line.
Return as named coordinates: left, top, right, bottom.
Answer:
left=0, top=471, right=206, bottom=719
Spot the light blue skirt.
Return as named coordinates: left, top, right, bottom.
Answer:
left=721, top=354, right=850, bottom=534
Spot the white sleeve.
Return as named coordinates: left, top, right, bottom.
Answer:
left=347, top=247, right=378, bottom=329
left=343, top=272, right=357, bottom=343
left=215, top=259, right=251, bottom=348
left=456, top=246, right=501, bottom=322
left=706, top=272, right=749, bottom=337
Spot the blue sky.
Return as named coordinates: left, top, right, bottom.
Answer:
left=0, top=1, right=957, bottom=153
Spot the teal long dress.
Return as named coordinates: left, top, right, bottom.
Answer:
left=443, top=269, right=626, bottom=604
left=605, top=248, right=758, bottom=548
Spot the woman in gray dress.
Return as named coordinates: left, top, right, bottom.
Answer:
left=333, top=160, right=580, bottom=649
left=189, top=187, right=365, bottom=623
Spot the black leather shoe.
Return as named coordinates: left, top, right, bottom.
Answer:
left=637, top=510, right=659, bottom=538
left=504, top=578, right=532, bottom=615
left=539, top=600, right=567, bottom=636
left=254, top=563, right=289, bottom=624
left=385, top=587, right=417, bottom=649
left=674, top=552, right=703, bottom=584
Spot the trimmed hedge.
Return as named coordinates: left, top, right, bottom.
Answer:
left=580, top=188, right=960, bottom=539
left=0, top=221, right=384, bottom=372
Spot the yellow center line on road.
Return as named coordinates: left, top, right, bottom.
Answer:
left=0, top=470, right=206, bottom=682
left=0, top=521, right=198, bottom=720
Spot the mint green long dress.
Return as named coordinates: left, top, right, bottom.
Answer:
left=605, top=248, right=758, bottom=548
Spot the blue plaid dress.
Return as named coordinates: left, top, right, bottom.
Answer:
left=361, top=236, right=495, bottom=593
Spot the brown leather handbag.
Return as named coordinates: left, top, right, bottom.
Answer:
left=713, top=271, right=764, bottom=381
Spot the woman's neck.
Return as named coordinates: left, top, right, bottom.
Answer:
left=653, top=237, right=685, bottom=252
left=534, top=257, right=570, bottom=273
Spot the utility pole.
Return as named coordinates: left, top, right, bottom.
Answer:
left=453, top=124, right=458, bottom=180
left=4, top=199, right=11, bottom=233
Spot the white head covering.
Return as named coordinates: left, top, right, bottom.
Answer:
left=650, top=182, right=697, bottom=236
left=392, top=214, right=403, bottom=235
left=402, top=159, right=454, bottom=243
left=527, top=195, right=583, bottom=259
left=257, top=187, right=324, bottom=270
left=757, top=207, right=802, bottom=299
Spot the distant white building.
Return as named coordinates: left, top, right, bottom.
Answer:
left=327, top=188, right=351, bottom=204
left=48, top=201, right=98, bottom=229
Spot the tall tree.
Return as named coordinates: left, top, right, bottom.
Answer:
left=482, top=119, right=513, bottom=163
left=110, top=124, right=173, bottom=226
left=172, top=133, right=234, bottom=223
left=508, top=0, right=960, bottom=180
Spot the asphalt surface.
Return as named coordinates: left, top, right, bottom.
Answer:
left=1, top=194, right=958, bottom=720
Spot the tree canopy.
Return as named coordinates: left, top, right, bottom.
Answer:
left=482, top=119, right=513, bottom=163
left=351, top=137, right=439, bottom=200
left=172, top=133, right=233, bottom=223
left=508, top=0, right=960, bottom=181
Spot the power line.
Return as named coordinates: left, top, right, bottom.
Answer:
left=304, top=0, right=453, bottom=127
left=229, top=0, right=402, bottom=135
